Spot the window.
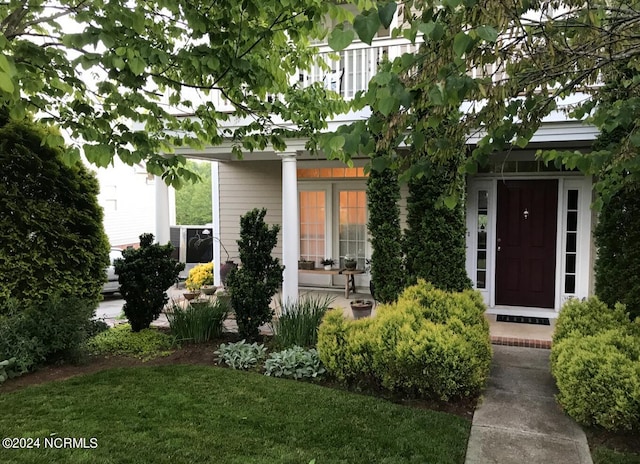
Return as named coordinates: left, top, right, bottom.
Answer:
left=338, top=191, right=367, bottom=269
left=564, top=190, right=579, bottom=294
left=299, top=191, right=325, bottom=264
left=476, top=191, right=488, bottom=289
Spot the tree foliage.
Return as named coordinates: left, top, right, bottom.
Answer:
left=0, top=0, right=354, bottom=186
left=114, top=233, right=185, bottom=332
left=319, top=0, right=640, bottom=202
left=225, top=208, right=284, bottom=341
left=175, top=160, right=212, bottom=225
left=0, top=113, right=109, bottom=307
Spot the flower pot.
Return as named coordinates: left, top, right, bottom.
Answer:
left=345, top=259, right=357, bottom=270
left=351, top=299, right=373, bottom=319
left=324, top=265, right=332, bottom=270
left=201, top=285, right=217, bottom=295
left=183, top=291, right=200, bottom=301
left=220, top=261, right=237, bottom=285
left=298, top=261, right=315, bottom=270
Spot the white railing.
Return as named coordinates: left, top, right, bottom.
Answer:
left=207, top=37, right=506, bottom=113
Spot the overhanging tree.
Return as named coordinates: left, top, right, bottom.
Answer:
left=0, top=0, right=354, bottom=185
left=320, top=0, right=640, bottom=203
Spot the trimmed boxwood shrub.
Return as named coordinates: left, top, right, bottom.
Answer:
left=0, top=115, right=109, bottom=308
left=552, top=330, right=640, bottom=431
left=551, top=297, right=640, bottom=431
left=317, top=280, right=492, bottom=400
left=552, top=297, right=630, bottom=347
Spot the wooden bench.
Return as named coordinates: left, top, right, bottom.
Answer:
left=298, top=268, right=365, bottom=298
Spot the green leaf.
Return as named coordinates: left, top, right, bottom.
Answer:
left=443, top=193, right=458, bottom=209
left=373, top=72, right=393, bottom=85
left=328, top=27, right=355, bottom=51
left=354, top=11, right=381, bottom=45
left=453, top=32, right=473, bottom=58
left=328, top=135, right=345, bottom=151
left=371, top=156, right=391, bottom=172
left=129, top=57, right=146, bottom=76
left=0, top=71, right=14, bottom=93
left=378, top=2, right=397, bottom=29
left=0, top=53, right=12, bottom=73
left=377, top=87, right=395, bottom=116
left=83, top=143, right=113, bottom=167
left=476, top=26, right=498, bottom=42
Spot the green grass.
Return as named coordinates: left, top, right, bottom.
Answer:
left=592, top=447, right=640, bottom=464
left=0, top=365, right=470, bottom=464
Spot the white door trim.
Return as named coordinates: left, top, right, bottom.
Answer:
left=467, top=174, right=592, bottom=312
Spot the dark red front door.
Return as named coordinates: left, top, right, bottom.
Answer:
left=495, top=180, right=558, bottom=308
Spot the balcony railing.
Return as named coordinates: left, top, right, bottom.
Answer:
left=208, top=37, right=506, bottom=113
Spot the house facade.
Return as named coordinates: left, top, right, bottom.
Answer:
left=153, top=22, right=600, bottom=319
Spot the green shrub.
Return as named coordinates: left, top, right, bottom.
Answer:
left=0, top=296, right=97, bottom=372
left=167, top=299, right=229, bottom=344
left=553, top=297, right=630, bottom=346
left=225, top=208, right=283, bottom=340
left=87, top=324, right=176, bottom=360
left=115, top=233, right=185, bottom=332
left=0, top=117, right=109, bottom=308
left=318, top=281, right=491, bottom=400
left=403, top=160, right=472, bottom=292
left=595, top=183, right=640, bottom=320
left=367, top=163, right=405, bottom=303
left=552, top=330, right=640, bottom=431
left=264, top=346, right=325, bottom=379
left=272, top=293, right=334, bottom=348
left=214, top=340, right=267, bottom=370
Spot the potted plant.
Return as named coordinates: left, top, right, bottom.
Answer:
left=350, top=299, right=373, bottom=319
left=298, top=257, right=315, bottom=270
left=344, top=255, right=357, bottom=270
left=320, top=258, right=335, bottom=270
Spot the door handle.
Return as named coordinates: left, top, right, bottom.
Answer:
left=497, top=237, right=501, bottom=252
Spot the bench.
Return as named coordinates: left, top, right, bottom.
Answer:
left=298, top=268, right=365, bottom=298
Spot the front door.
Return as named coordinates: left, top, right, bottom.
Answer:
left=495, top=180, right=558, bottom=308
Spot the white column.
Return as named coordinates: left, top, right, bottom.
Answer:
left=279, top=152, right=299, bottom=305
left=155, top=175, right=171, bottom=244
left=211, top=161, right=222, bottom=286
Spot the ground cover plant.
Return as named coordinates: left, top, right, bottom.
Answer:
left=0, top=365, right=471, bottom=464
left=87, top=324, right=176, bottom=361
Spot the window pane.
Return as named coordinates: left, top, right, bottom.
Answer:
left=477, top=271, right=486, bottom=289
left=567, top=211, right=577, bottom=232
left=565, top=274, right=576, bottom=294
left=566, top=232, right=577, bottom=253
left=568, top=190, right=578, bottom=210
left=566, top=254, right=576, bottom=274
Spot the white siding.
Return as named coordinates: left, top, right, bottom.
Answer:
left=91, top=159, right=156, bottom=248
left=218, top=160, right=283, bottom=261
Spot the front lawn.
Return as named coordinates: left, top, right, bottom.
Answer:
left=0, top=365, right=470, bottom=464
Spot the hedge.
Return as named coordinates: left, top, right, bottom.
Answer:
left=551, top=297, right=640, bottom=431
left=317, top=280, right=492, bottom=400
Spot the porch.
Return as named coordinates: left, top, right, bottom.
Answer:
left=158, top=286, right=555, bottom=348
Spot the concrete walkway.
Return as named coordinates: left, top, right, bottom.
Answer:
left=465, top=345, right=592, bottom=464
